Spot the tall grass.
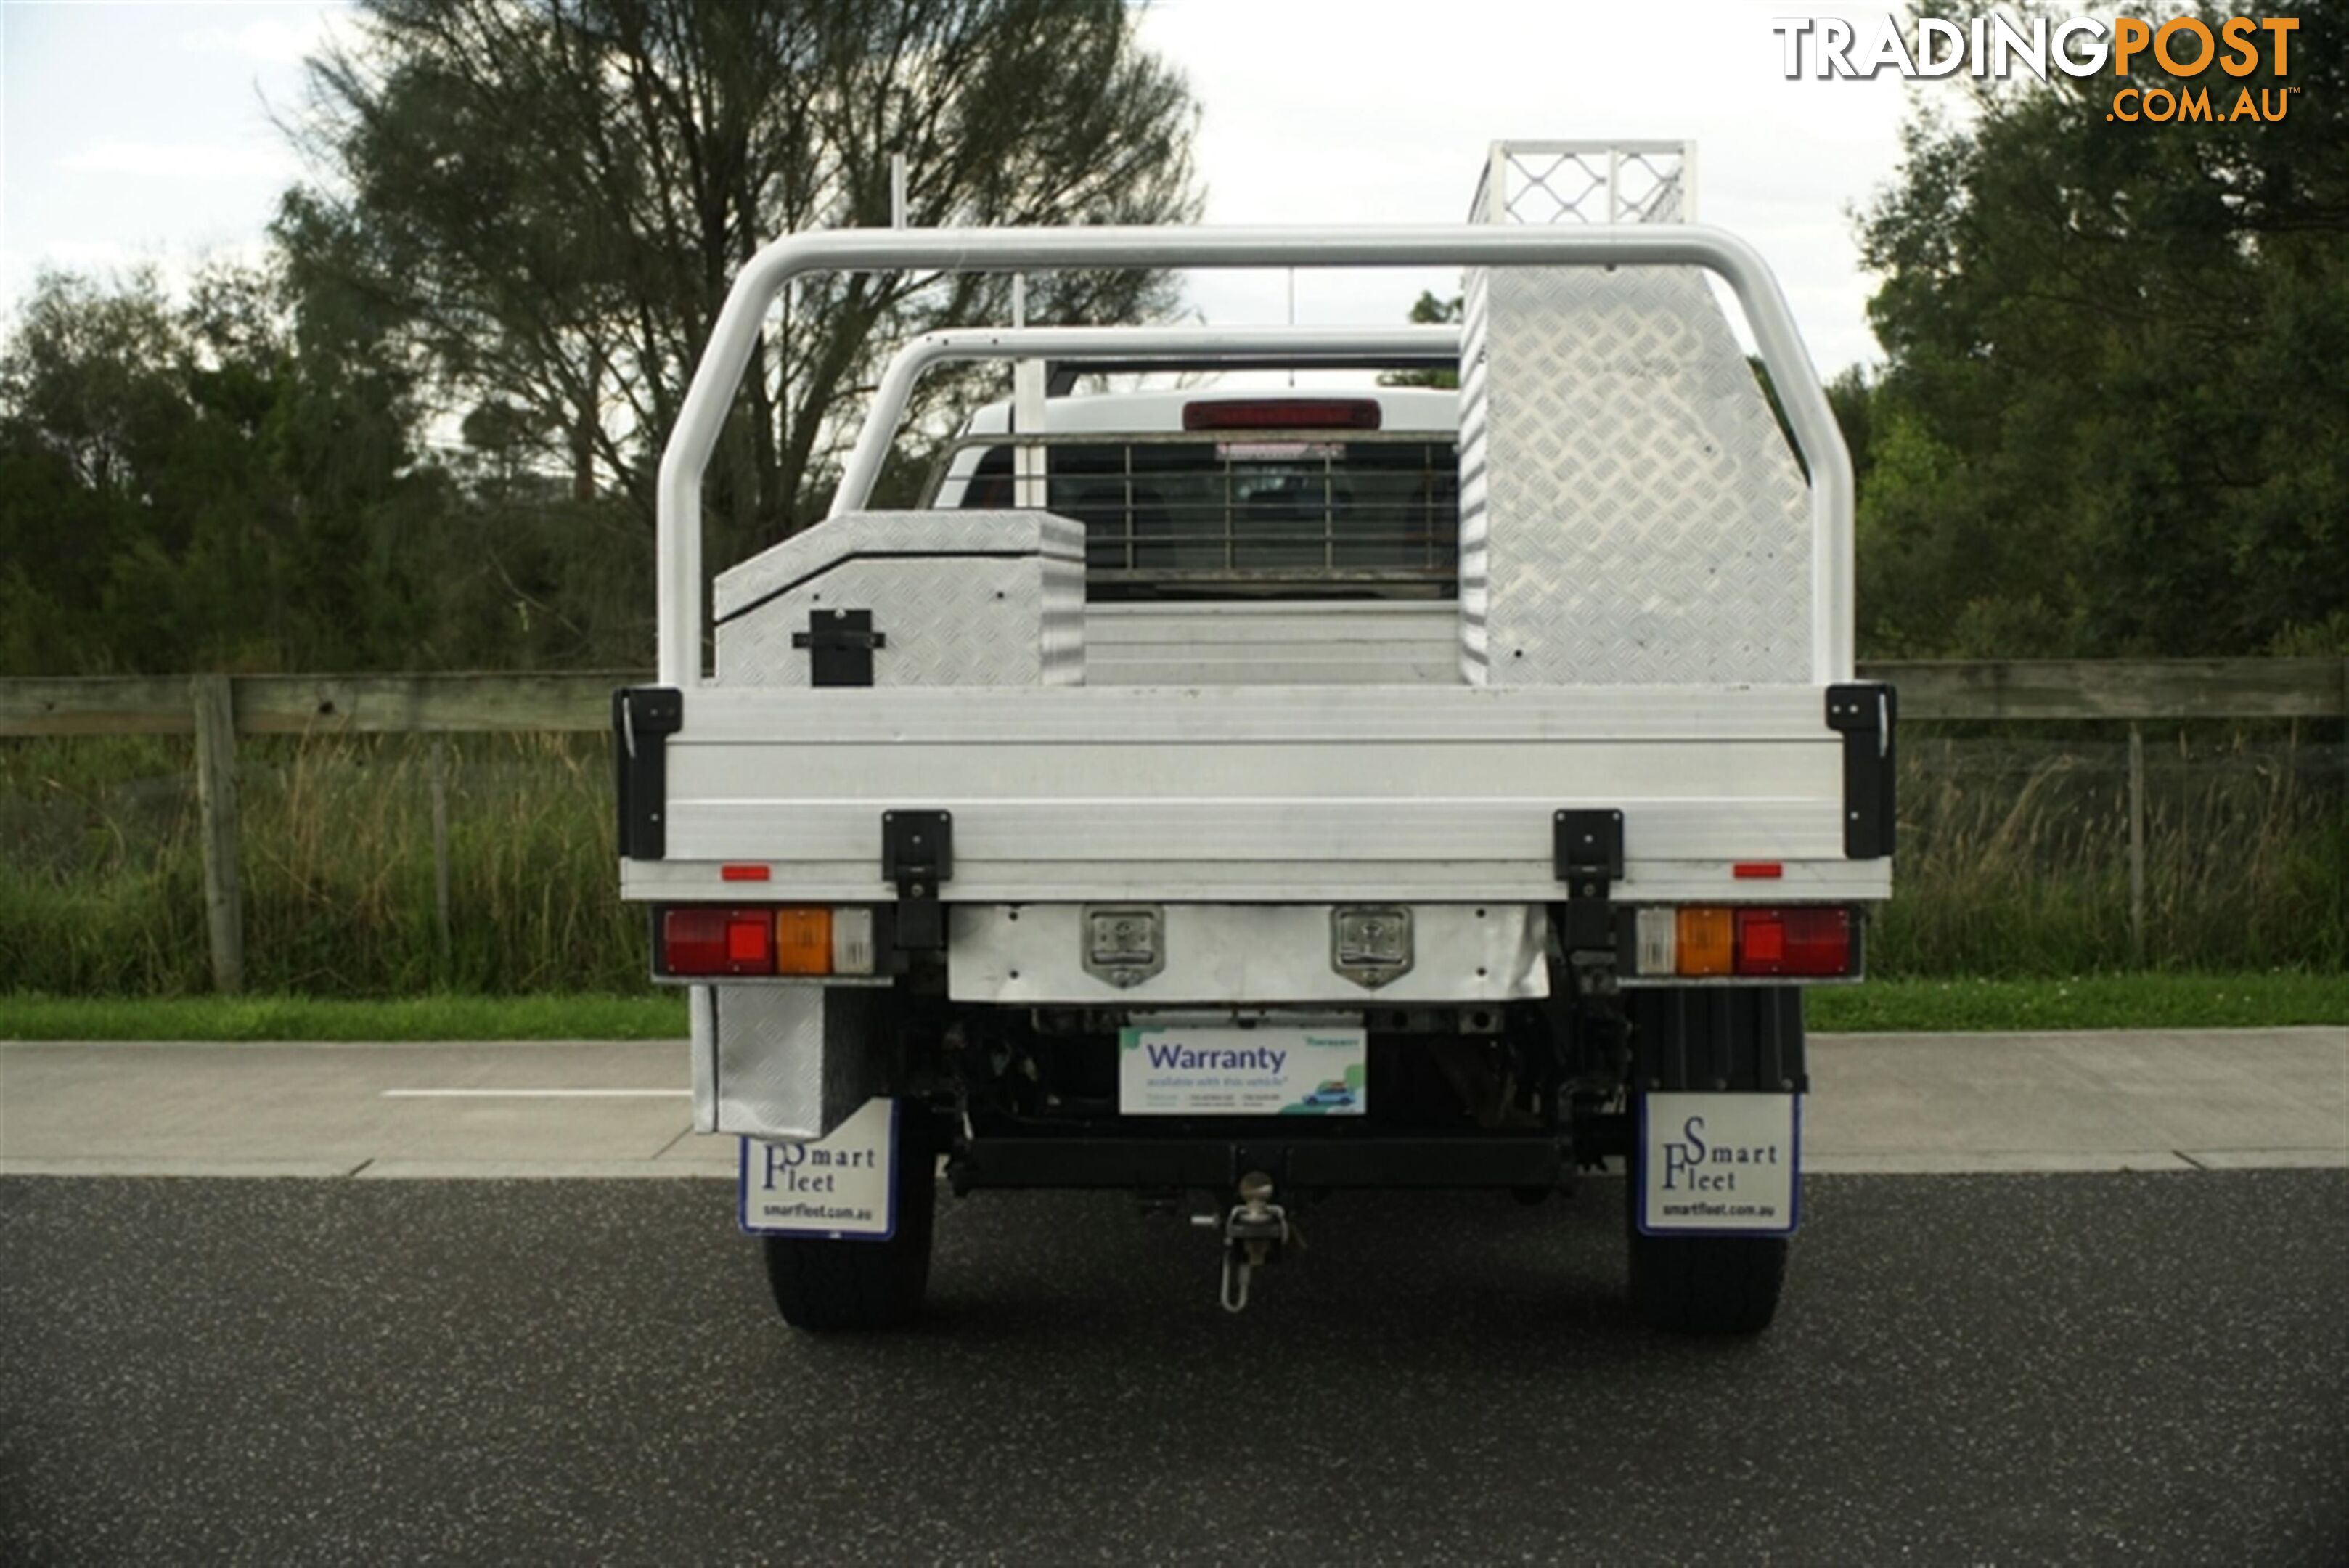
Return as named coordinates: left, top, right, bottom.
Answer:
left=1871, top=727, right=2346, bottom=976
left=0, top=733, right=645, bottom=995
left=0, top=725, right=2340, bottom=995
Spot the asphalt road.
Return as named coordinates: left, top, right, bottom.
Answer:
left=3, top=1170, right=2344, bottom=1565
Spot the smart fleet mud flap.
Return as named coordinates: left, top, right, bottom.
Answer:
left=1638, top=1093, right=1802, bottom=1237
left=739, top=1097, right=898, bottom=1240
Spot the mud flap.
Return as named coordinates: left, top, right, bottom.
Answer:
left=740, top=1098, right=901, bottom=1240
left=1637, top=1092, right=1800, bottom=1237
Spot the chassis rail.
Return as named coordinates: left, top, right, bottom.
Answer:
left=947, top=1132, right=1571, bottom=1193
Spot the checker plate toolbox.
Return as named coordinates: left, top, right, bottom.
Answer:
left=620, top=142, right=1891, bottom=1328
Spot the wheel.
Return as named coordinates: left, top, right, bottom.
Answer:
left=1624, top=1146, right=1786, bottom=1335
left=760, top=1104, right=936, bottom=1331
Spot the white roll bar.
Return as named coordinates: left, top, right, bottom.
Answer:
left=658, top=225, right=1853, bottom=686
left=830, top=324, right=1463, bottom=519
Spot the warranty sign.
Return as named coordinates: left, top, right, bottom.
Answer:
left=1119, top=1023, right=1368, bottom=1116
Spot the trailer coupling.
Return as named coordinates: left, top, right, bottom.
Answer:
left=1192, top=1171, right=1303, bottom=1314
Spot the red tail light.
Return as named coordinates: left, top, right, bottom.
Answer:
left=1733, top=907, right=1852, bottom=976
left=661, top=907, right=775, bottom=976
left=1182, top=398, right=1381, bottom=431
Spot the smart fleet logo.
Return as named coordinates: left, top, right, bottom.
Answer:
left=758, top=1137, right=878, bottom=1195
left=1773, top=12, right=2301, bottom=123
left=1656, top=1114, right=1785, bottom=1194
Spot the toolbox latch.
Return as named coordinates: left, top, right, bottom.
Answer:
left=793, top=608, right=886, bottom=687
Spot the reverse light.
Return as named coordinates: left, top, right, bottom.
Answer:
left=1182, top=397, right=1381, bottom=431
left=1634, top=907, right=1678, bottom=975
left=831, top=908, right=878, bottom=976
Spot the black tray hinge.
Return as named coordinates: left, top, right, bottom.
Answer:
left=1826, top=683, right=1898, bottom=859
left=613, top=687, right=685, bottom=860
left=793, top=608, right=885, bottom=687
left=1553, top=808, right=1625, bottom=971
left=881, top=810, right=953, bottom=952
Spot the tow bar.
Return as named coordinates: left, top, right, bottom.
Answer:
left=1193, top=1170, right=1303, bottom=1314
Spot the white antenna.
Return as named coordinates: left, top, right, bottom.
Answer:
left=1009, top=270, right=1037, bottom=507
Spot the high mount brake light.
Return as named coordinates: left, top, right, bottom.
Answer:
left=1181, top=398, right=1381, bottom=432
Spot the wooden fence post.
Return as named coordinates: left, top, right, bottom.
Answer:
left=430, top=736, right=452, bottom=971
left=2126, top=722, right=2146, bottom=967
left=190, top=674, right=245, bottom=994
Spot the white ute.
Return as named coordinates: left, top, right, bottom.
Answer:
left=616, top=143, right=1894, bottom=1331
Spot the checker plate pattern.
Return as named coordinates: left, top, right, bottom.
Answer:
left=713, top=510, right=1084, bottom=618
left=1458, top=264, right=1492, bottom=682
left=1459, top=265, right=1812, bottom=685
left=714, top=509, right=1084, bottom=687
left=701, top=984, right=885, bottom=1142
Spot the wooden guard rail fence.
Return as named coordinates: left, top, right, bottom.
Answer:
left=3, top=660, right=2343, bottom=993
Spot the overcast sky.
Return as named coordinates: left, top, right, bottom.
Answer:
left=1, top=1, right=1923, bottom=374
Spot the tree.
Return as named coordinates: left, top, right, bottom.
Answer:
left=1850, top=0, right=2346, bottom=658
left=0, top=264, right=468, bottom=675
left=283, top=0, right=1204, bottom=583
left=1379, top=290, right=1463, bottom=389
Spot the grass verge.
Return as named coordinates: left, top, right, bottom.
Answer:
left=0, top=973, right=2340, bottom=1042
left=0, top=992, right=687, bottom=1042
left=1804, top=971, right=2348, bottom=1032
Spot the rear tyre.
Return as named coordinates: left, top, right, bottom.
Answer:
left=1625, top=1148, right=1786, bottom=1334
left=1627, top=1228, right=1787, bottom=1335
left=760, top=1104, right=936, bottom=1332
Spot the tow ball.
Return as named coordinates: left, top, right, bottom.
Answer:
left=1192, top=1170, right=1303, bottom=1314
